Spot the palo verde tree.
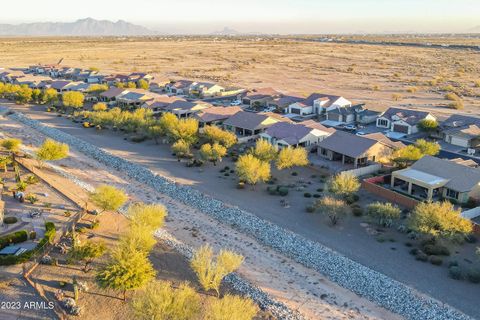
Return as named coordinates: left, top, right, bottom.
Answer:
left=1, top=138, right=22, bottom=155
left=203, top=125, right=237, bottom=149
left=68, top=240, right=106, bottom=272
left=251, top=139, right=277, bottom=162
left=327, top=172, right=360, bottom=198
left=314, top=196, right=349, bottom=226
left=200, top=143, right=227, bottom=166
left=96, top=242, right=156, bottom=301
left=206, top=294, right=259, bottom=320
left=275, top=146, right=309, bottom=170
left=62, top=91, right=85, bottom=109
left=35, top=139, right=69, bottom=165
left=41, top=88, right=59, bottom=106
left=89, top=184, right=128, bottom=214
left=92, top=102, right=108, bottom=112
left=171, top=139, right=191, bottom=160
left=366, top=202, right=401, bottom=227
left=190, top=244, right=244, bottom=297
left=131, top=281, right=200, bottom=320
left=235, top=154, right=270, bottom=186
left=137, top=79, right=149, bottom=90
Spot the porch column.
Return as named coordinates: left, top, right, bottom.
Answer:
left=242, top=128, right=245, bottom=136
left=354, top=158, right=358, bottom=168
left=391, top=176, right=395, bottom=188
left=407, top=182, right=413, bottom=195
left=427, top=188, right=434, bottom=201
left=342, top=155, right=345, bottom=164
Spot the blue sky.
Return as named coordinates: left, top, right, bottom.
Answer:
left=1, top=0, right=479, bottom=34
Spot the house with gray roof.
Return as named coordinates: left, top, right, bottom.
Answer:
left=440, top=114, right=480, bottom=148
left=193, top=106, right=242, bottom=127
left=391, top=155, right=480, bottom=204
left=260, top=120, right=335, bottom=149
left=223, top=111, right=282, bottom=142
left=376, top=107, right=436, bottom=135
left=286, top=93, right=352, bottom=116
left=317, top=131, right=403, bottom=168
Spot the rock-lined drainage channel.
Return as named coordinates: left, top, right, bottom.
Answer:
left=8, top=111, right=472, bottom=320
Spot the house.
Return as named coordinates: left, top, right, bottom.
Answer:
left=286, top=93, right=351, bottom=116
left=128, top=72, right=154, bottom=84
left=15, top=75, right=52, bottom=89
left=141, top=95, right=183, bottom=115
left=189, top=82, right=225, bottom=98
left=440, top=114, right=480, bottom=148
left=267, top=95, right=304, bottom=112
left=317, top=131, right=404, bottom=168
left=259, top=120, right=335, bottom=149
left=324, top=104, right=365, bottom=124
left=165, top=80, right=196, bottom=95
left=193, top=106, right=242, bottom=127
left=105, top=74, right=130, bottom=86
left=376, top=107, right=436, bottom=135
left=100, top=87, right=128, bottom=103
left=116, top=89, right=161, bottom=108
left=162, top=100, right=212, bottom=118
left=0, top=69, right=25, bottom=83
left=241, top=87, right=283, bottom=107
left=50, top=80, right=72, bottom=92
left=223, top=111, right=281, bottom=140
left=391, top=155, right=480, bottom=204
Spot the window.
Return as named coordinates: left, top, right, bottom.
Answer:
left=377, top=119, right=389, bottom=127
left=445, top=188, right=459, bottom=200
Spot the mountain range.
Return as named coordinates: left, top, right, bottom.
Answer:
left=0, top=18, right=155, bottom=36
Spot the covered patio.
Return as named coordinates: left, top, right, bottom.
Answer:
left=391, top=168, right=448, bottom=201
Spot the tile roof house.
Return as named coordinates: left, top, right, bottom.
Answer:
left=267, top=95, right=304, bottom=112
left=241, top=87, right=283, bottom=107
left=162, top=100, right=212, bottom=118
left=116, top=89, right=163, bottom=108
left=141, top=95, right=183, bottom=115
left=259, top=120, right=335, bottom=149
left=165, top=80, right=196, bottom=95
left=15, top=75, right=52, bottom=89
left=189, top=82, right=225, bottom=98
left=100, top=87, right=128, bottom=102
left=324, top=104, right=373, bottom=125
left=223, top=111, right=282, bottom=142
left=50, top=80, right=73, bottom=92
left=391, top=155, right=480, bottom=204
left=193, top=106, right=242, bottom=127
left=286, top=93, right=352, bottom=117
left=376, top=107, right=436, bottom=135
left=440, top=114, right=480, bottom=148
left=317, top=131, right=404, bottom=168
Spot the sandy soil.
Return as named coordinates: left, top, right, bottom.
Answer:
left=1, top=37, right=479, bottom=113
left=0, top=108, right=400, bottom=319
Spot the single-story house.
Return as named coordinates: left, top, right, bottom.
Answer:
left=189, top=82, right=225, bottom=98
left=50, top=80, right=73, bottom=92
left=223, top=111, right=281, bottom=139
left=317, top=131, right=404, bottom=168
left=100, top=87, right=128, bottom=103
left=165, top=80, right=196, bottom=95
left=241, top=87, right=283, bottom=107
left=141, top=95, right=183, bottom=115
left=376, top=107, right=436, bottom=135
left=0, top=69, right=26, bottom=83
left=325, top=104, right=365, bottom=124
left=286, top=93, right=352, bottom=116
left=162, top=100, right=212, bottom=118
left=391, top=155, right=480, bottom=204
left=193, top=106, right=242, bottom=127
left=15, top=75, right=52, bottom=89
left=116, top=89, right=161, bottom=108
left=260, top=120, right=335, bottom=149
left=128, top=72, right=154, bottom=84
left=440, top=114, right=480, bottom=148
left=267, top=95, right=304, bottom=112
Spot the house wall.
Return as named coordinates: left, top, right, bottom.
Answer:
left=445, top=134, right=471, bottom=148
left=362, top=177, right=420, bottom=209
left=376, top=117, right=390, bottom=128
left=288, top=103, right=312, bottom=115
left=365, top=143, right=395, bottom=163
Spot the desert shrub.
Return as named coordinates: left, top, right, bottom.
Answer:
left=237, top=182, right=245, bottom=189
left=409, top=248, right=419, bottom=255
left=316, top=188, right=323, bottom=192
left=449, top=100, right=464, bottom=110
left=467, top=269, right=480, bottom=283
left=445, top=92, right=460, bottom=101
left=423, top=244, right=450, bottom=256
left=29, top=231, right=36, bottom=240
left=291, top=172, right=298, bottom=176
left=306, top=205, right=315, bottom=213
left=267, top=186, right=277, bottom=195
left=277, top=187, right=289, bottom=196
left=3, top=217, right=18, bottom=224
left=304, top=193, right=312, bottom=198
left=429, top=255, right=443, bottom=266
left=449, top=266, right=463, bottom=280
left=0, top=230, right=28, bottom=249
left=415, top=251, right=428, bottom=262
left=366, top=202, right=401, bottom=227
left=313, top=194, right=321, bottom=198
left=131, top=135, right=148, bottom=143
left=406, top=86, right=418, bottom=93
left=352, top=207, right=363, bottom=217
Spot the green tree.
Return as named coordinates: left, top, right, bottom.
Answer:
left=159, top=113, right=179, bottom=142
left=90, top=184, right=127, bottom=214
left=171, top=140, right=191, bottom=160
left=251, top=139, right=277, bottom=162
left=16, top=85, right=33, bottom=104
left=275, top=147, right=309, bottom=170
left=147, top=122, right=164, bottom=144
left=200, top=143, right=227, bottom=166
left=327, top=172, right=360, bottom=197
left=203, top=125, right=237, bottom=149
left=62, top=91, right=85, bottom=109
left=408, top=201, right=473, bottom=239
left=128, top=203, right=167, bottom=232
left=87, top=84, right=109, bottom=95
left=235, top=154, right=270, bottom=186
left=1, top=138, right=22, bottom=154
left=366, top=202, right=401, bottom=227
left=415, top=139, right=440, bottom=156
left=92, top=102, right=108, bottom=112
left=191, top=245, right=244, bottom=296
left=392, top=144, right=423, bottom=167
left=32, top=88, right=42, bottom=103
left=131, top=281, right=200, bottom=320
left=35, top=139, right=69, bottom=164
left=314, top=196, right=349, bottom=225
left=69, top=240, right=106, bottom=272
left=96, top=243, right=156, bottom=300
left=127, top=82, right=137, bottom=89
left=41, top=88, right=58, bottom=106
left=120, top=225, right=157, bottom=253
left=137, top=79, right=149, bottom=90
left=206, top=295, right=258, bottom=320
left=170, top=118, right=199, bottom=144
left=418, top=119, right=438, bottom=132
left=0, top=156, right=12, bottom=172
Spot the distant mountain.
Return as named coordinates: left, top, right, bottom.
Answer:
left=0, top=18, right=155, bottom=36
left=210, top=27, right=240, bottom=36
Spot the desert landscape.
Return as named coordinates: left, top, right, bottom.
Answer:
left=1, top=36, right=479, bottom=115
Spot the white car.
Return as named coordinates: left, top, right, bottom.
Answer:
left=355, top=131, right=366, bottom=136
left=230, top=100, right=242, bottom=106
left=344, top=124, right=357, bottom=131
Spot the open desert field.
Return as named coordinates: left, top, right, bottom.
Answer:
left=1, top=36, right=480, bottom=114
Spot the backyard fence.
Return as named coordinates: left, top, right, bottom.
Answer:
left=343, top=163, right=382, bottom=177
left=362, top=175, right=420, bottom=209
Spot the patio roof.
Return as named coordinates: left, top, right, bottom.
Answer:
left=393, top=168, right=449, bottom=188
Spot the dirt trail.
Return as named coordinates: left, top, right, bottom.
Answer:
left=0, top=113, right=402, bottom=319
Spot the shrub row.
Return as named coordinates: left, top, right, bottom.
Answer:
left=0, top=230, right=28, bottom=249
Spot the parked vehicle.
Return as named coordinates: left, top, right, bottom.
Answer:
left=230, top=100, right=242, bottom=106
left=344, top=124, right=357, bottom=131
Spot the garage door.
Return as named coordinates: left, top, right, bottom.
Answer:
left=393, top=124, right=409, bottom=134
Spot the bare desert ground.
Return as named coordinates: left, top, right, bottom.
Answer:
left=1, top=36, right=479, bottom=114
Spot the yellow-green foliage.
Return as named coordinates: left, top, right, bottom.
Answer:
left=205, top=294, right=258, bottom=320
left=132, top=281, right=201, bottom=320
left=92, top=102, right=108, bottom=111
left=327, top=172, right=360, bottom=197
left=366, top=202, right=401, bottom=227
left=62, top=91, right=84, bottom=108
left=190, top=245, right=244, bottom=296
left=251, top=139, right=277, bottom=162
left=0, top=138, right=22, bottom=153
left=275, top=147, right=308, bottom=170
left=171, top=139, right=191, bottom=159
left=36, top=138, right=69, bottom=162
left=78, top=107, right=153, bottom=133
left=235, top=154, right=270, bottom=185
left=314, top=196, right=349, bottom=225
left=200, top=143, right=227, bottom=165
left=89, top=184, right=127, bottom=213
left=203, top=126, right=237, bottom=149
left=408, top=201, right=473, bottom=238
